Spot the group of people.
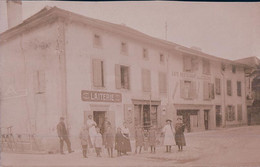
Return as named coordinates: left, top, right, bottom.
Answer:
left=57, top=115, right=186, bottom=158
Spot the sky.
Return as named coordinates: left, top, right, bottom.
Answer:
left=1, top=1, right=260, bottom=60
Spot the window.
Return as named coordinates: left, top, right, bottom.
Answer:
left=215, top=105, right=222, bottom=127
left=115, top=65, right=130, bottom=89
left=203, top=81, right=214, bottom=100
left=237, top=81, right=241, bottom=96
left=160, top=53, right=165, bottom=63
left=215, top=78, right=221, bottom=95
left=183, top=55, right=198, bottom=72
left=226, top=105, right=235, bottom=121
left=121, top=42, right=128, bottom=54
left=203, top=59, right=210, bottom=75
left=180, top=80, right=197, bottom=99
left=92, top=59, right=104, bottom=87
left=34, top=70, right=45, bottom=93
left=227, top=80, right=232, bottom=96
left=232, top=65, right=236, bottom=73
left=237, top=104, right=242, bottom=121
left=142, top=69, right=151, bottom=92
left=159, top=72, right=167, bottom=93
left=143, top=48, right=149, bottom=60
left=93, top=34, right=102, bottom=47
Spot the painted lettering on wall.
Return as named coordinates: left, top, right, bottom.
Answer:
left=81, top=90, right=122, bottom=102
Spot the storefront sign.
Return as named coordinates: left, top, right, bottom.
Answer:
left=173, top=71, right=211, bottom=80
left=81, top=90, right=122, bottom=103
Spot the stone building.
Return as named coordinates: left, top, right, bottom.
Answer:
left=0, top=6, right=251, bottom=151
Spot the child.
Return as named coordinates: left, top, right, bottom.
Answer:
left=79, top=126, right=90, bottom=158
left=105, top=122, right=114, bottom=158
left=115, top=127, right=123, bottom=157
left=148, top=125, right=157, bottom=153
left=94, top=128, right=103, bottom=157
left=134, top=126, right=144, bottom=154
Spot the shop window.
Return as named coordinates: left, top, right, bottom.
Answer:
left=115, top=64, right=130, bottom=89
left=227, top=80, right=232, bottom=96
left=159, top=72, right=167, bottom=93
left=93, top=34, right=102, bottom=47
left=232, top=65, right=236, bottom=73
left=142, top=69, right=151, bottom=92
left=160, top=53, right=165, bottom=63
left=237, top=104, right=242, bottom=121
left=121, top=42, right=128, bottom=54
left=190, top=115, right=198, bottom=127
left=92, top=59, right=104, bottom=87
left=180, top=80, right=197, bottom=99
left=134, top=104, right=158, bottom=128
left=237, top=81, right=242, bottom=96
left=215, top=78, right=221, bottom=95
left=226, top=105, right=235, bottom=121
left=203, top=81, right=214, bottom=100
left=34, top=70, right=45, bottom=93
left=203, top=59, right=210, bottom=75
left=143, top=48, right=149, bottom=60
left=183, top=55, right=198, bottom=72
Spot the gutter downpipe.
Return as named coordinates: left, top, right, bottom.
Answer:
left=221, top=66, right=226, bottom=128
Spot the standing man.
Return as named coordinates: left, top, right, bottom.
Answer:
left=57, top=117, right=73, bottom=154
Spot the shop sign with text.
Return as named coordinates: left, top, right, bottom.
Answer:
left=81, top=90, right=122, bottom=103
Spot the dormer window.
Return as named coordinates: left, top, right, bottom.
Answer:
left=232, top=65, right=236, bottom=73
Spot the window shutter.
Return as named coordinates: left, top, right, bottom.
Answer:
left=203, top=81, right=209, bottom=100
left=92, top=59, right=103, bottom=87
left=191, top=81, right=197, bottom=99
left=180, top=80, right=185, bottom=99
left=232, top=105, right=235, bottom=121
left=142, top=69, right=151, bottom=92
left=227, top=80, right=232, bottom=96
left=183, top=56, right=192, bottom=72
left=115, top=64, right=121, bottom=89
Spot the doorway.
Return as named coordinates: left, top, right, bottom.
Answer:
left=93, top=111, right=106, bottom=135
left=204, top=110, right=209, bottom=130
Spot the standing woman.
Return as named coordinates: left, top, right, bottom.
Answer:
left=175, top=117, right=186, bottom=151
left=162, top=119, right=175, bottom=153
left=121, top=122, right=132, bottom=155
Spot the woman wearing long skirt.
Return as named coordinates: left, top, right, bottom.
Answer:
left=175, top=117, right=186, bottom=151
left=121, top=122, right=132, bottom=155
left=162, top=119, right=175, bottom=153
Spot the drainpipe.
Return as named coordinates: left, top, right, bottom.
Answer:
left=221, top=65, right=226, bottom=128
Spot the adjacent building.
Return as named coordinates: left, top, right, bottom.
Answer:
left=0, top=6, right=253, bottom=151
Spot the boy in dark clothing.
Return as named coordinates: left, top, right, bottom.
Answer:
left=57, top=117, right=73, bottom=154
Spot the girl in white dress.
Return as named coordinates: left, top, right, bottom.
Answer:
left=162, top=119, right=175, bottom=152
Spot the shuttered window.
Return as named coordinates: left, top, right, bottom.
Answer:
left=215, top=78, right=221, bottom=95
left=226, top=105, right=235, bottom=121
left=180, top=80, right=197, bottom=99
left=92, top=59, right=104, bottom=87
left=204, top=81, right=214, bottom=100
left=142, top=69, right=151, bottom=92
left=159, top=72, right=167, bottom=93
left=115, top=64, right=130, bottom=89
left=203, top=59, right=210, bottom=75
left=227, top=80, right=232, bottom=96
left=237, top=104, right=242, bottom=121
left=237, top=81, right=241, bottom=96
left=160, top=54, right=165, bottom=63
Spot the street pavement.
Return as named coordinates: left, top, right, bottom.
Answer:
left=1, top=125, right=260, bottom=167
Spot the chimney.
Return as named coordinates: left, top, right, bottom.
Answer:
left=7, top=0, right=22, bottom=29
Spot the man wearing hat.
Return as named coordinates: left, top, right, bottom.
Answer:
left=162, top=119, right=175, bottom=152
left=57, top=117, right=73, bottom=154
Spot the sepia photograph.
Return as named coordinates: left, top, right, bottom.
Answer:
left=0, top=0, right=260, bottom=166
